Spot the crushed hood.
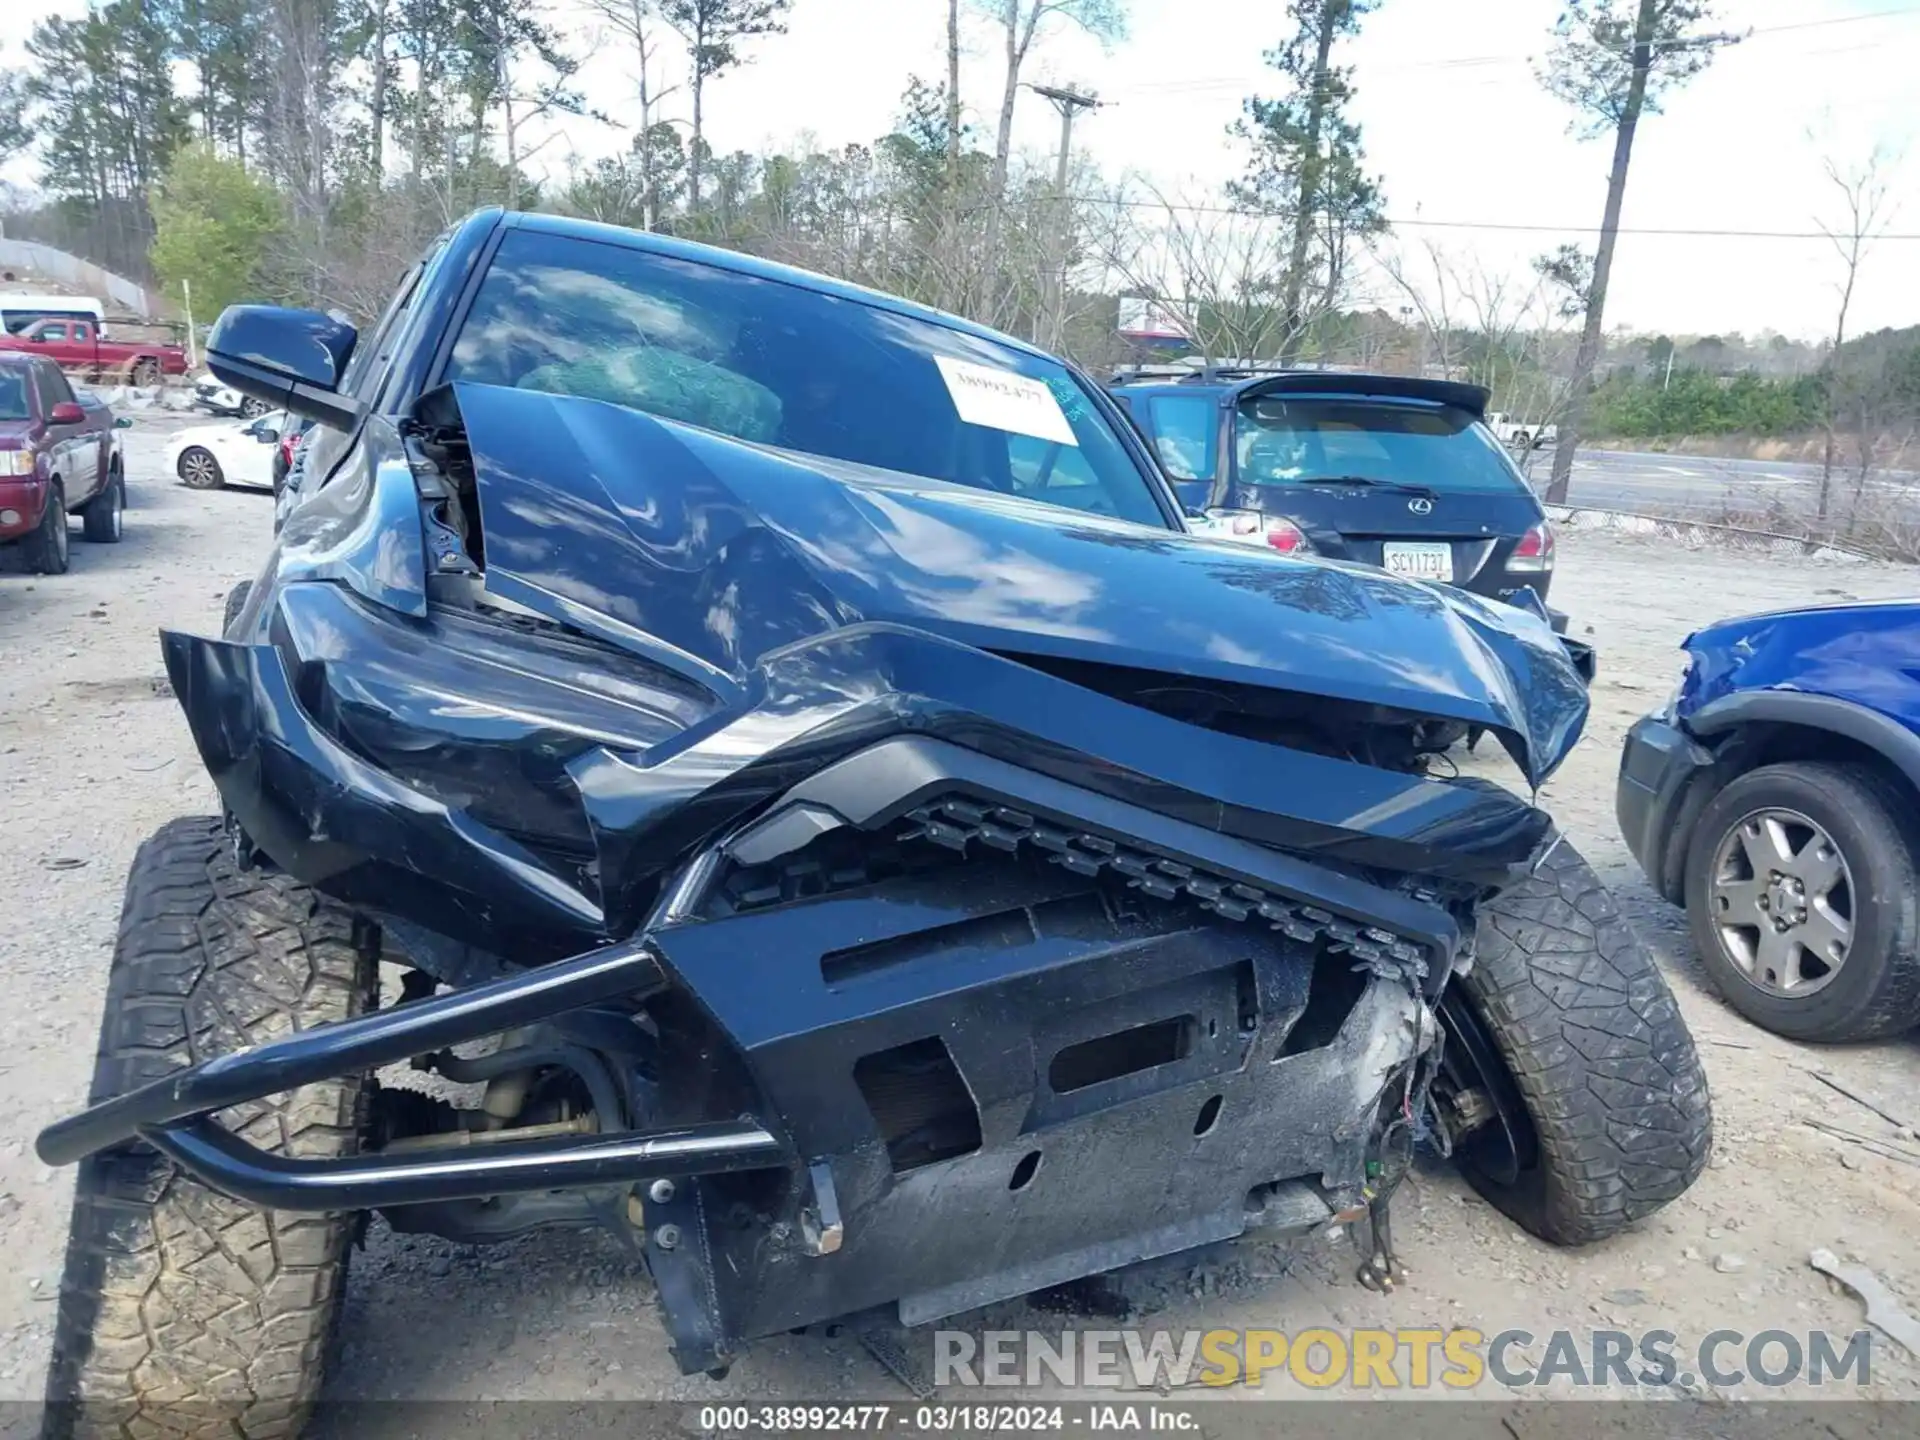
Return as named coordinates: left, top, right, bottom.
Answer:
left=454, top=382, right=1588, bottom=783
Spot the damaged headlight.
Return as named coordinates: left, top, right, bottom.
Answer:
left=1660, top=657, right=1696, bottom=724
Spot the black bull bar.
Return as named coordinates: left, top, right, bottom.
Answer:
left=33, top=724, right=1520, bottom=1365
left=35, top=727, right=1499, bottom=1216
left=35, top=940, right=790, bottom=1204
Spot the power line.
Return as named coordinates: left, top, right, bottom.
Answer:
left=1108, top=3, right=1920, bottom=98
left=1740, top=3, right=1920, bottom=35
left=914, top=178, right=1920, bottom=242
left=1382, top=217, right=1919, bottom=241
left=1067, top=192, right=1920, bottom=241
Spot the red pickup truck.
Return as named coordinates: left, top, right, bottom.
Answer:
left=0, top=317, right=189, bottom=387
left=0, top=353, right=129, bottom=574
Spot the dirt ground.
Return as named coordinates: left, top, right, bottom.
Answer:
left=2, top=412, right=1918, bottom=1419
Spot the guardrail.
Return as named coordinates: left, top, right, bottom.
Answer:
left=1545, top=504, right=1879, bottom=562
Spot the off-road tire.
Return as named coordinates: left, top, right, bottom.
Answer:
left=1684, top=761, right=1920, bottom=1042
left=22, top=480, right=70, bottom=574
left=80, top=471, right=124, bottom=544
left=1450, top=841, right=1712, bottom=1245
left=42, top=816, right=376, bottom=1440
left=222, top=580, right=252, bottom=634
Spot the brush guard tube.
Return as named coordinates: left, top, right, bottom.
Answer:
left=36, top=936, right=790, bottom=1207
left=145, top=1116, right=785, bottom=1211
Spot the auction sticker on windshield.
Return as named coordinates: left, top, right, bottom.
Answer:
left=935, top=356, right=1077, bottom=446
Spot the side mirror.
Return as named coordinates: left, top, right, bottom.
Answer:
left=206, top=305, right=362, bottom=431
left=48, top=401, right=86, bottom=426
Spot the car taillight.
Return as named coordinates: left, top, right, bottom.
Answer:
left=1196, top=508, right=1316, bottom=555
left=1264, top=516, right=1311, bottom=553
left=1509, top=521, right=1555, bottom=572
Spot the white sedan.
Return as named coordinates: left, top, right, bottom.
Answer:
left=166, top=413, right=286, bottom=492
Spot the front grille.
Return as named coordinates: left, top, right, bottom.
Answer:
left=902, top=796, right=1431, bottom=982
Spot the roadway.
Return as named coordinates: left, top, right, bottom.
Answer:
left=1522, top=448, right=1919, bottom=520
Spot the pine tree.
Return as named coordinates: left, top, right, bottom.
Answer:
left=1230, top=0, right=1384, bottom=363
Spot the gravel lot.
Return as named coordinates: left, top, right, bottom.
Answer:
left=2, top=412, right=1919, bottom=1421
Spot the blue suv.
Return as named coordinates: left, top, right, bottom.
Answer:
left=1617, top=600, right=1920, bottom=1042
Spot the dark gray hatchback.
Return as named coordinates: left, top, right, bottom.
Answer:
left=1111, top=368, right=1566, bottom=611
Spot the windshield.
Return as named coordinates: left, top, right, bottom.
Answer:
left=444, top=228, right=1168, bottom=527
left=1234, top=396, right=1530, bottom=495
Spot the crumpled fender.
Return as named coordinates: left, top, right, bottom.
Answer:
left=1681, top=600, right=1920, bottom=726
left=452, top=382, right=1588, bottom=784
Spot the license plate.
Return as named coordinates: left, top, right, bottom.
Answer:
left=1383, top=542, right=1453, bottom=582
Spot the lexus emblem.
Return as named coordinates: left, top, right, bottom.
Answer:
left=1408, top=497, right=1434, bottom=515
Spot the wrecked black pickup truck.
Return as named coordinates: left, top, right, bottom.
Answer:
left=38, top=209, right=1709, bottom=1438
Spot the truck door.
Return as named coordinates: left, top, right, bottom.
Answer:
left=28, top=321, right=84, bottom=372
left=36, top=361, right=102, bottom=504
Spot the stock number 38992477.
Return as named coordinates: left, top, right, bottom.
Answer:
left=697, top=1404, right=1070, bottom=1432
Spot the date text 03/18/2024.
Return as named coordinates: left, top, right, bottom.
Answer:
left=694, top=1405, right=1194, bottom=1432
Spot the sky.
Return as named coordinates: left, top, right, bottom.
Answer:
left=5, top=0, right=1918, bottom=341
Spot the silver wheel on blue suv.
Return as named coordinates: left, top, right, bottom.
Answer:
left=1684, top=762, right=1920, bottom=1043
left=1617, top=600, right=1920, bottom=1045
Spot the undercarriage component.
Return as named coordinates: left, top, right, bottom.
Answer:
left=412, top=1033, right=629, bottom=1133
left=1434, top=984, right=1537, bottom=1185
left=1352, top=1196, right=1404, bottom=1293
left=380, top=1186, right=632, bottom=1246
left=367, top=1086, right=640, bottom=1243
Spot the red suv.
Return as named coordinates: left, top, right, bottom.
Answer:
left=0, top=354, right=128, bottom=574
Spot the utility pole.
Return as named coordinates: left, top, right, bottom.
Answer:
left=1028, top=84, right=1101, bottom=352
left=1032, top=83, right=1100, bottom=193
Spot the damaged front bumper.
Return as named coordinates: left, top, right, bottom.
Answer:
left=39, top=771, right=1452, bottom=1371
left=42, top=588, right=1553, bottom=1368
left=39, top=909, right=1438, bottom=1371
